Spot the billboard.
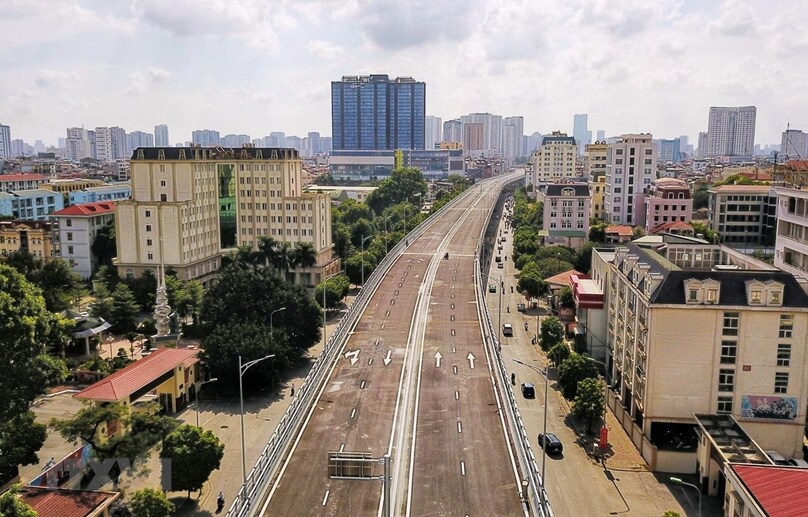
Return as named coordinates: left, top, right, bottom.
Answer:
left=740, top=395, right=798, bottom=421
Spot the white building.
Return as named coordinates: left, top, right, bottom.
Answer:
left=774, top=186, right=808, bottom=282
left=95, top=127, right=113, bottom=163
left=459, top=113, right=502, bottom=156
left=0, top=123, right=11, bottom=159
left=603, top=133, right=657, bottom=226
left=154, top=124, right=169, bottom=146
left=706, top=106, right=757, bottom=159
left=425, top=116, right=442, bottom=150
left=0, top=174, right=48, bottom=191
left=65, top=127, right=92, bottom=162
left=502, top=116, right=524, bottom=162
left=51, top=202, right=116, bottom=279
left=530, top=131, right=576, bottom=186
left=781, top=129, right=808, bottom=160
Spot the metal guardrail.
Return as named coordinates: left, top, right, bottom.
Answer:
left=226, top=185, right=479, bottom=516
left=473, top=180, right=554, bottom=517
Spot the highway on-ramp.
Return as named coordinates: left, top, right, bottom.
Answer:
left=259, top=179, right=524, bottom=516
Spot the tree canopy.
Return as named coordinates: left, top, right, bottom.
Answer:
left=571, top=377, right=606, bottom=433
left=5, top=252, right=86, bottom=312
left=557, top=352, right=599, bottom=400
left=162, top=425, right=224, bottom=498
left=130, top=488, right=175, bottom=517
left=0, top=485, right=37, bottom=517
left=540, top=316, right=565, bottom=351
left=365, top=167, right=427, bottom=215
left=315, top=274, right=350, bottom=310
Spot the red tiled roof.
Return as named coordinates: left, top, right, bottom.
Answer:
left=605, top=225, right=633, bottom=236
left=20, top=487, right=119, bottom=517
left=51, top=201, right=116, bottom=217
left=649, top=221, right=693, bottom=234
left=74, top=347, right=200, bottom=402
left=786, top=160, right=808, bottom=171
left=0, top=174, right=47, bottom=182
left=732, top=464, right=808, bottom=516
left=545, top=269, right=584, bottom=288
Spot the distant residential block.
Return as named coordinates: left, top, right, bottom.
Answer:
left=541, top=183, right=590, bottom=248
left=0, top=173, right=48, bottom=191
left=69, top=182, right=131, bottom=205
left=51, top=201, right=116, bottom=279
left=0, top=189, right=64, bottom=220
left=707, top=185, right=777, bottom=247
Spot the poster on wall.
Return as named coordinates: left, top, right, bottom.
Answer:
left=740, top=395, right=798, bottom=421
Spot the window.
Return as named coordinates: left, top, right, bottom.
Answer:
left=777, top=344, right=791, bottom=367
left=66, top=232, right=73, bottom=241
left=146, top=238, right=153, bottom=246
left=147, top=253, right=154, bottom=260
left=707, top=289, right=718, bottom=303
left=145, top=224, right=152, bottom=232
left=717, top=396, right=733, bottom=414
left=145, top=210, right=151, bottom=217
left=160, top=194, right=168, bottom=202
left=689, top=289, right=698, bottom=301
left=722, top=312, right=739, bottom=336
left=160, top=179, right=167, bottom=187
left=779, top=315, right=793, bottom=338
left=718, top=369, right=735, bottom=392
left=774, top=372, right=789, bottom=394
left=67, top=245, right=74, bottom=254
left=720, top=341, right=737, bottom=364
left=66, top=219, right=72, bottom=227
left=750, top=290, right=761, bottom=304
left=770, top=291, right=781, bottom=304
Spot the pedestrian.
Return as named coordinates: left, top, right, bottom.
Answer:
left=290, top=385, right=295, bottom=397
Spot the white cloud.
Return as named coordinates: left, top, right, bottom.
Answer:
left=306, top=40, right=345, bottom=60
left=35, top=69, right=80, bottom=88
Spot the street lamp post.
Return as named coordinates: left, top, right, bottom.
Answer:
left=360, top=234, right=373, bottom=287
left=513, top=358, right=549, bottom=516
left=269, top=307, right=286, bottom=345
left=670, top=477, right=702, bottom=517
left=195, top=377, right=218, bottom=427
left=238, top=354, right=275, bottom=483
left=481, top=271, right=504, bottom=350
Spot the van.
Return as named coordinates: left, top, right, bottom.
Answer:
left=495, top=255, right=502, bottom=263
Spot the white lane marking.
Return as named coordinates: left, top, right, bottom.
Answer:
left=384, top=349, right=393, bottom=366
left=344, top=350, right=360, bottom=365
left=322, top=490, right=330, bottom=506
left=455, top=391, right=459, bottom=400
left=460, top=461, right=466, bottom=476
left=339, top=443, right=345, bottom=452
left=457, top=421, right=462, bottom=434
left=453, top=365, right=458, bottom=374
left=360, top=380, right=366, bottom=389
left=435, top=352, right=442, bottom=367
left=350, top=407, right=356, bottom=419
left=467, top=353, right=476, bottom=369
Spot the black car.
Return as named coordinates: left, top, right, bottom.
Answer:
left=521, top=382, right=535, bottom=399
left=538, top=433, right=563, bottom=454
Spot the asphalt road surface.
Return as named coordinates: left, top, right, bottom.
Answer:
left=261, top=179, right=524, bottom=516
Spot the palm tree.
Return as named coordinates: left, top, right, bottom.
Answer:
left=274, top=242, right=295, bottom=275
left=257, top=236, right=278, bottom=269
left=223, top=244, right=261, bottom=269
left=292, top=242, right=317, bottom=270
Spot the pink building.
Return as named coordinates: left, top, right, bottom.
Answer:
left=637, top=177, right=693, bottom=231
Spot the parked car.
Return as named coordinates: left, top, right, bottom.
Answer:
left=497, top=262, right=504, bottom=269
left=521, top=382, right=535, bottom=399
left=766, top=450, right=788, bottom=465
left=538, top=433, right=563, bottom=454
left=787, top=458, right=808, bottom=467
left=489, top=284, right=497, bottom=293
left=517, top=303, right=526, bottom=312
left=502, top=323, right=513, bottom=336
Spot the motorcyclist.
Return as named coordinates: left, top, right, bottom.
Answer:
left=217, top=491, right=225, bottom=512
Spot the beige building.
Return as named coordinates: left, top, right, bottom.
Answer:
left=586, top=142, right=608, bottom=220
left=774, top=186, right=808, bottom=281
left=604, top=133, right=657, bottom=226
left=115, top=146, right=336, bottom=286
left=42, top=178, right=105, bottom=195
left=530, top=131, right=576, bottom=186
left=707, top=184, right=777, bottom=247
left=0, top=220, right=58, bottom=260
left=600, top=242, right=808, bottom=472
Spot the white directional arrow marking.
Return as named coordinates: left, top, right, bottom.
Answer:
left=344, top=350, right=360, bottom=365
left=467, top=353, right=476, bottom=369
left=435, top=352, right=443, bottom=368
left=383, top=349, right=392, bottom=366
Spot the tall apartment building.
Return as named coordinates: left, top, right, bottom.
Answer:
left=443, top=119, right=462, bottom=145
left=331, top=74, right=425, bottom=151
left=530, top=131, right=576, bottom=187
left=459, top=113, right=502, bottom=156
left=572, top=114, right=591, bottom=155
left=424, top=116, right=442, bottom=150
left=191, top=129, right=221, bottom=147
left=585, top=142, right=608, bottom=219
left=597, top=243, right=808, bottom=470
left=269, top=132, right=285, bottom=147
left=636, top=178, right=693, bottom=232
left=781, top=129, right=808, bottom=160
left=463, top=123, right=484, bottom=152
left=706, top=106, right=757, bottom=159
left=51, top=202, right=116, bottom=279
left=541, top=184, right=590, bottom=248
left=154, top=124, right=169, bottom=146
left=0, top=123, right=11, bottom=159
left=697, top=131, right=708, bottom=159
left=658, top=138, right=681, bottom=163
left=774, top=187, right=808, bottom=280
left=65, top=127, right=92, bottom=162
left=115, top=146, right=337, bottom=286
left=603, top=133, right=657, bottom=226
left=109, top=127, right=129, bottom=160
left=95, top=127, right=113, bottom=163
left=502, top=116, right=525, bottom=162
left=128, top=131, right=154, bottom=149
left=708, top=185, right=777, bottom=246
left=221, top=134, right=251, bottom=147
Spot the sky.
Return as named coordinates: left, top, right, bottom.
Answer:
left=1, top=0, right=807, bottom=147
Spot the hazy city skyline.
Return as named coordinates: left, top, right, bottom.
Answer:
left=1, top=0, right=806, bottom=146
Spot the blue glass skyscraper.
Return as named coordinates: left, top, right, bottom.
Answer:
left=332, top=75, right=425, bottom=151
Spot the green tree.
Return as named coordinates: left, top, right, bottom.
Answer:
left=662, top=511, right=682, bottom=517
left=109, top=283, right=140, bottom=333
left=30, top=258, right=86, bottom=312
left=588, top=222, right=608, bottom=243
left=571, top=377, right=606, bottom=433
left=540, top=316, right=565, bottom=351
left=292, top=242, right=317, bottom=270
left=0, top=485, right=37, bottom=517
left=257, top=236, right=279, bottom=268
left=558, top=286, right=575, bottom=309
left=557, top=353, right=599, bottom=399
left=0, top=265, right=66, bottom=475
left=91, top=220, right=117, bottom=268
left=548, top=342, right=571, bottom=367
left=574, top=242, right=595, bottom=274
left=162, top=425, right=224, bottom=499
left=689, top=220, right=720, bottom=243
left=344, top=253, right=377, bottom=285
left=130, top=488, right=174, bottom=517
left=365, top=167, right=427, bottom=215
left=315, top=274, right=350, bottom=310
left=274, top=242, right=295, bottom=275
left=516, top=270, right=549, bottom=300
left=632, top=226, right=646, bottom=240
left=50, top=402, right=177, bottom=467
left=110, top=348, right=133, bottom=371
left=124, top=269, right=157, bottom=311
left=535, top=258, right=575, bottom=279
left=534, top=246, right=575, bottom=264
left=93, top=264, right=120, bottom=291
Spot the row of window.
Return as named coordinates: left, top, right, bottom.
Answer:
left=720, top=341, right=791, bottom=366
left=549, top=220, right=586, bottom=229
left=241, top=227, right=312, bottom=237
left=239, top=215, right=314, bottom=224
left=716, top=372, right=790, bottom=414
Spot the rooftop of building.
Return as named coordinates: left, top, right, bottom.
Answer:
left=0, top=173, right=48, bottom=182
left=694, top=414, right=770, bottom=465
left=130, top=146, right=300, bottom=161
left=52, top=201, right=116, bottom=217
left=19, top=487, right=120, bottom=517
left=0, top=220, right=56, bottom=230
left=605, top=225, right=633, bottom=236
left=649, top=221, right=694, bottom=234
left=545, top=269, right=584, bottom=288
left=544, top=183, right=589, bottom=196
left=708, top=184, right=773, bottom=193
left=79, top=182, right=130, bottom=192
left=729, top=464, right=808, bottom=517
left=0, top=188, right=60, bottom=199
left=74, top=347, right=200, bottom=402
